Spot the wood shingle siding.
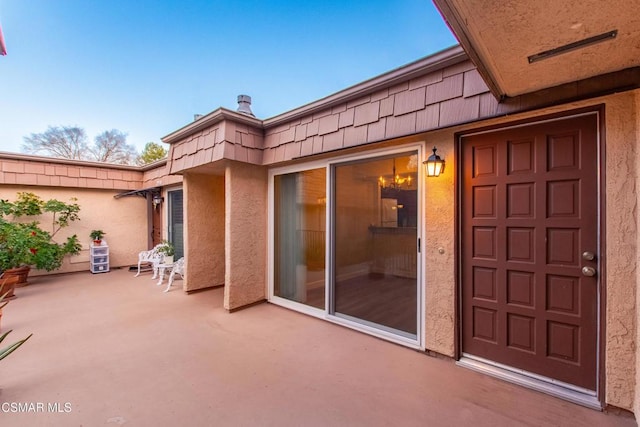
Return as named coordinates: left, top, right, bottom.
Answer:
left=0, top=155, right=149, bottom=190
left=161, top=47, right=508, bottom=172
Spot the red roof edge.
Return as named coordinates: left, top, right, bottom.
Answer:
left=0, top=23, right=7, bottom=55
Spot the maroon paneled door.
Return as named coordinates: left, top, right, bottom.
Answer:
left=461, top=114, right=599, bottom=390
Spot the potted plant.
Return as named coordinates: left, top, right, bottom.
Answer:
left=157, top=240, right=175, bottom=264
left=90, top=230, right=105, bottom=245
left=0, top=276, right=32, bottom=359
left=0, top=274, right=18, bottom=300
left=0, top=192, right=82, bottom=286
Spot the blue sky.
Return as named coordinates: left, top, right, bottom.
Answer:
left=0, top=1, right=457, bottom=154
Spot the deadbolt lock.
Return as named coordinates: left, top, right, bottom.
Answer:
left=582, top=251, right=596, bottom=261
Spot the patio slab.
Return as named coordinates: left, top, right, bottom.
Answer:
left=0, top=269, right=635, bottom=426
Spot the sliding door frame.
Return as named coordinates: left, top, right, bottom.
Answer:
left=267, top=143, right=426, bottom=349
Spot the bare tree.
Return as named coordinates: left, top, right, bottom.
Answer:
left=22, top=126, right=89, bottom=160
left=23, top=126, right=140, bottom=165
left=90, top=130, right=138, bottom=165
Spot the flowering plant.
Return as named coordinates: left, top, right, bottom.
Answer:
left=0, top=192, right=82, bottom=272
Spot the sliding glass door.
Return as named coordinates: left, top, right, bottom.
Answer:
left=332, top=152, right=418, bottom=337
left=168, top=189, right=184, bottom=259
left=273, top=168, right=326, bottom=309
left=271, top=148, right=420, bottom=342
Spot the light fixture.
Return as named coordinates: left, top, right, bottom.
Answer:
left=152, top=194, right=164, bottom=209
left=424, top=146, right=445, bottom=177
left=379, top=158, right=412, bottom=189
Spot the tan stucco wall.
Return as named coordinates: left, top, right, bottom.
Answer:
left=635, top=88, right=640, bottom=417
left=601, top=92, right=638, bottom=410
left=0, top=186, right=147, bottom=275
left=183, top=173, right=225, bottom=291
left=224, top=161, right=267, bottom=310
left=422, top=131, right=457, bottom=357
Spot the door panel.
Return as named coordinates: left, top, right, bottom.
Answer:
left=168, top=190, right=184, bottom=259
left=461, top=114, right=598, bottom=390
left=333, top=153, right=419, bottom=337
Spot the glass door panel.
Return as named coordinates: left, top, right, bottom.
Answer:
left=333, top=152, right=418, bottom=336
left=274, top=168, right=326, bottom=309
left=168, top=189, right=184, bottom=259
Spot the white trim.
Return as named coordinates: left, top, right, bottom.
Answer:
left=458, top=355, right=601, bottom=410
left=270, top=295, right=326, bottom=319
left=327, top=315, right=421, bottom=349
left=267, top=143, right=425, bottom=350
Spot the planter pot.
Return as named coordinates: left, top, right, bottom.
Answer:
left=3, top=266, right=30, bottom=288
left=0, top=274, right=19, bottom=299
left=93, top=239, right=102, bottom=245
left=164, top=255, right=174, bottom=264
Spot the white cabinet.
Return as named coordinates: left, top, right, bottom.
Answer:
left=90, top=241, right=109, bottom=273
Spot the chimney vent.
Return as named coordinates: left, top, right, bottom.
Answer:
left=237, top=95, right=254, bottom=116
left=194, top=114, right=203, bottom=121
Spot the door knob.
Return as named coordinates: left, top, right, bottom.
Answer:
left=582, top=251, right=596, bottom=261
left=582, top=266, right=596, bottom=277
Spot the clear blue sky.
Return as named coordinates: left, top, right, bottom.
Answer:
left=0, top=1, right=457, bottom=154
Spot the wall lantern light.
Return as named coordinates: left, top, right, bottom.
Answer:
left=424, top=146, right=445, bottom=177
left=152, top=194, right=164, bottom=209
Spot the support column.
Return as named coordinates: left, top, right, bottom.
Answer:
left=183, top=172, right=225, bottom=292
left=224, top=161, right=267, bottom=310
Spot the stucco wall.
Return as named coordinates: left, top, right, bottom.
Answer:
left=422, top=131, right=457, bottom=357
left=600, top=92, right=638, bottom=410
left=224, top=161, right=267, bottom=310
left=635, top=88, right=640, bottom=418
left=183, top=173, right=225, bottom=291
left=0, top=186, right=147, bottom=275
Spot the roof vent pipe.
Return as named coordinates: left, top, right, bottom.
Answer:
left=237, top=94, right=254, bottom=116
left=194, top=114, right=203, bottom=121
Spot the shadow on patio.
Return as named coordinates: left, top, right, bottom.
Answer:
left=0, top=269, right=634, bottom=426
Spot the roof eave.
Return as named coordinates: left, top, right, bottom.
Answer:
left=432, top=0, right=505, bottom=100
left=161, top=45, right=469, bottom=142
left=0, top=151, right=144, bottom=171
left=161, top=108, right=263, bottom=144
left=263, top=44, right=469, bottom=127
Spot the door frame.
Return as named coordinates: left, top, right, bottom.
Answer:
left=455, top=106, right=606, bottom=408
left=267, top=142, right=426, bottom=349
left=166, top=186, right=184, bottom=259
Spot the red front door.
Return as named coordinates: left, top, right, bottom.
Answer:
left=461, top=114, right=599, bottom=390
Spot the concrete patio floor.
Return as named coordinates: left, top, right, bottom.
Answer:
left=0, top=268, right=635, bottom=426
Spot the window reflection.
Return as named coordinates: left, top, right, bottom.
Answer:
left=274, top=168, right=326, bottom=309
left=333, top=152, right=418, bottom=336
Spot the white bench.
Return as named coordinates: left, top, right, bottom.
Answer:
left=134, top=244, right=164, bottom=278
